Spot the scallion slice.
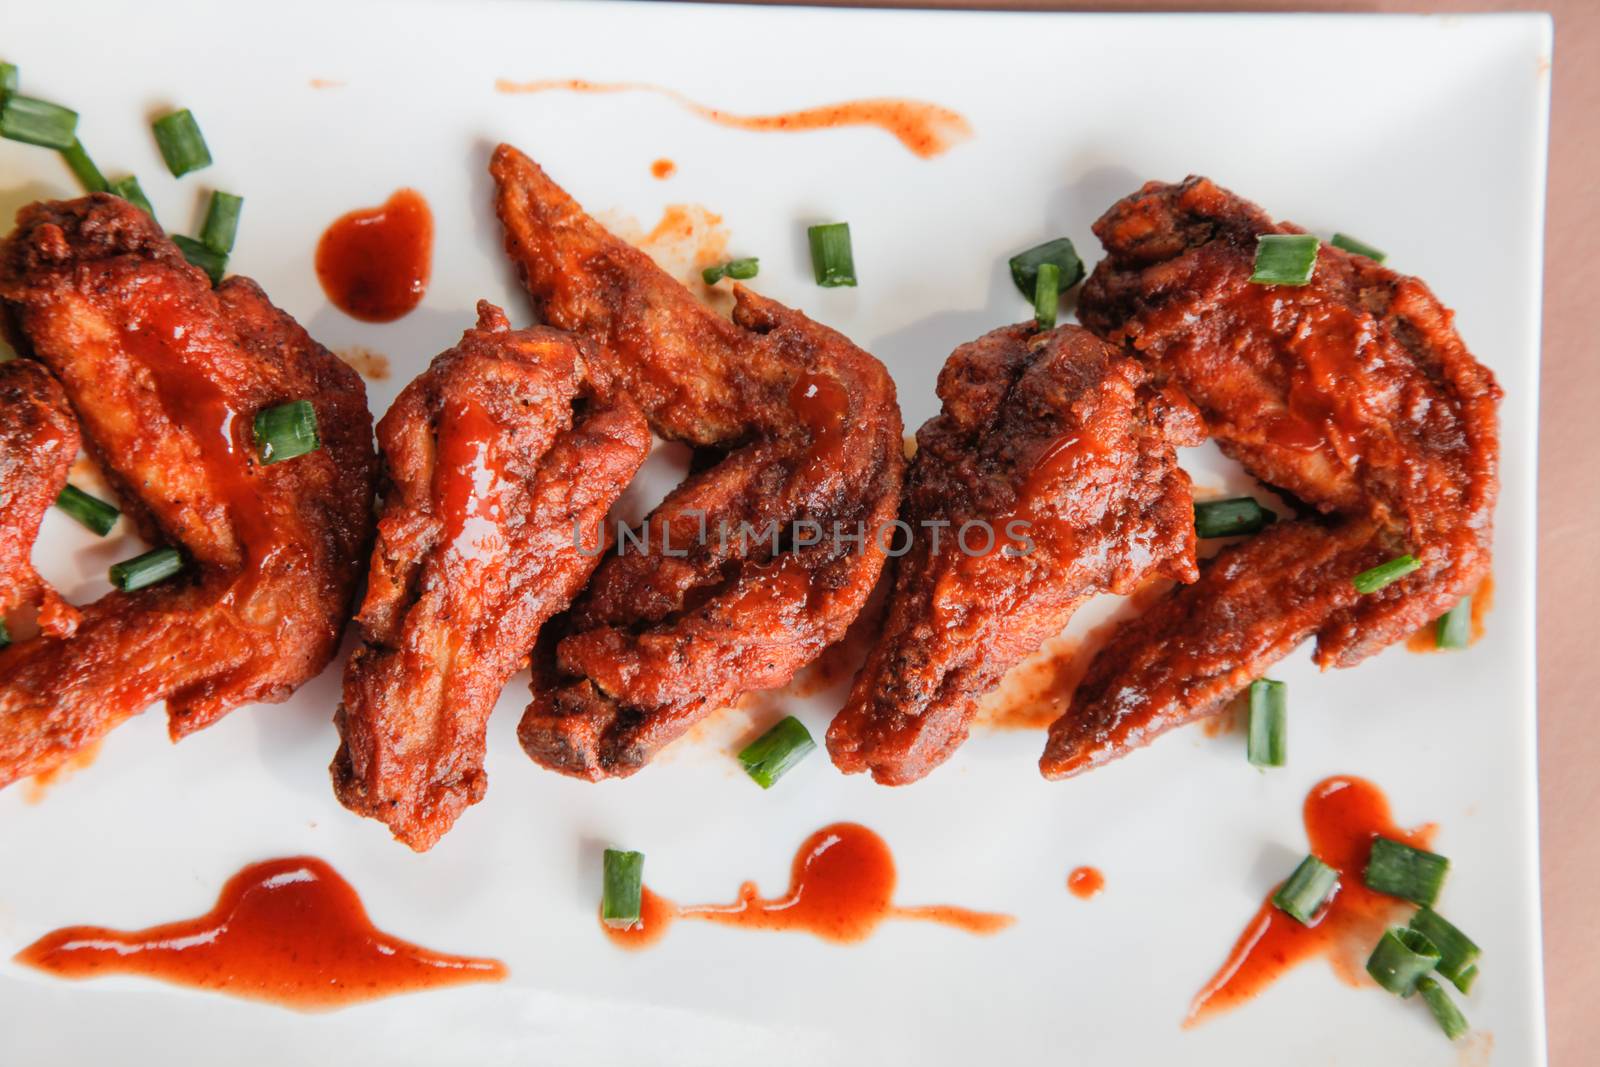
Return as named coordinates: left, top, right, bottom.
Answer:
left=201, top=191, right=243, bottom=255
left=601, top=848, right=644, bottom=929
left=171, top=235, right=226, bottom=286
left=807, top=222, right=856, bottom=287
left=1272, top=854, right=1338, bottom=925
left=109, top=546, right=183, bottom=592
left=1435, top=597, right=1472, bottom=650
left=60, top=139, right=108, bottom=193
left=737, top=715, right=816, bottom=789
left=1249, top=233, right=1319, bottom=286
left=701, top=257, right=759, bottom=285
left=55, top=484, right=119, bottom=536
left=110, top=175, right=157, bottom=222
left=1408, top=908, right=1480, bottom=993
left=0, top=618, right=9, bottom=650
left=253, top=399, right=320, bottom=465
left=1416, top=976, right=1470, bottom=1040
left=1247, top=678, right=1286, bottom=767
left=1454, top=962, right=1479, bottom=995
left=0, top=61, right=17, bottom=95
left=1353, top=554, right=1421, bottom=595
left=151, top=108, right=211, bottom=177
left=0, top=94, right=79, bottom=150
left=1365, top=836, right=1449, bottom=907
left=1330, top=232, right=1387, bottom=264
left=1033, top=261, right=1060, bottom=330
left=1194, top=497, right=1276, bottom=539
left=1009, top=237, right=1084, bottom=301
left=1366, top=926, right=1441, bottom=996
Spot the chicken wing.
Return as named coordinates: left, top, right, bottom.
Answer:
left=0, top=194, right=377, bottom=788
left=332, top=302, right=650, bottom=849
left=0, top=359, right=80, bottom=638
left=492, top=144, right=905, bottom=779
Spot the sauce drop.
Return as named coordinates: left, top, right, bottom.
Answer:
left=14, top=857, right=507, bottom=1010
left=315, top=189, right=433, bottom=323
left=433, top=397, right=509, bottom=561
left=1187, top=776, right=1435, bottom=1024
left=1067, top=866, right=1105, bottom=900
left=602, top=823, right=1011, bottom=949
left=650, top=157, right=676, bottom=179
left=1406, top=574, right=1494, bottom=653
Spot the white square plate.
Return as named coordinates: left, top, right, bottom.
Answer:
left=0, top=3, right=1551, bottom=1064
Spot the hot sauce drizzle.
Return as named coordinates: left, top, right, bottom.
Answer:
left=603, top=823, right=1012, bottom=949
left=14, top=857, right=507, bottom=1009
left=315, top=188, right=433, bottom=323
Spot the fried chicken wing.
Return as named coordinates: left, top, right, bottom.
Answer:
left=332, top=302, right=649, bottom=849
left=492, top=144, right=905, bottom=779
left=827, top=324, right=1202, bottom=784
left=0, top=359, right=80, bottom=638
left=0, top=194, right=376, bottom=787
left=1042, top=177, right=1500, bottom=778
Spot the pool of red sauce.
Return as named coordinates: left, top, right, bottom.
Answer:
left=1067, top=866, right=1105, bottom=900
left=315, top=188, right=433, bottom=322
left=14, top=857, right=506, bottom=1010
left=1187, top=776, right=1435, bottom=1024
left=1407, top=574, right=1494, bottom=653
left=602, top=823, right=1012, bottom=949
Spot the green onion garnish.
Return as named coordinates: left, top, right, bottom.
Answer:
left=1435, top=597, right=1471, bottom=650
left=1008, top=237, right=1085, bottom=300
left=1366, top=926, right=1441, bottom=996
left=201, top=191, right=243, bottom=255
left=807, top=223, right=856, bottom=288
left=0, top=94, right=79, bottom=150
left=1247, top=678, right=1286, bottom=767
left=1365, top=836, right=1449, bottom=907
left=1033, top=261, right=1060, bottom=330
left=1353, top=554, right=1421, bottom=595
left=1194, top=497, right=1277, bottom=539
left=1330, top=233, right=1387, bottom=264
left=701, top=257, right=758, bottom=285
left=0, top=62, right=16, bottom=95
left=109, top=546, right=183, bottom=592
left=1271, top=854, right=1338, bottom=925
left=1249, top=233, right=1319, bottom=286
left=0, top=618, right=9, bottom=650
left=737, top=715, right=816, bottom=789
left=601, top=848, right=644, bottom=929
left=1416, top=977, right=1470, bottom=1040
left=60, top=139, right=108, bottom=193
left=171, top=235, right=226, bottom=286
left=151, top=108, right=212, bottom=177
left=110, top=175, right=157, bottom=222
left=55, top=484, right=119, bottom=536
left=1408, top=908, right=1480, bottom=993
left=253, top=399, right=320, bottom=465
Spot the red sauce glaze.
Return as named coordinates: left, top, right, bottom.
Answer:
left=433, top=397, right=509, bottom=561
left=790, top=369, right=850, bottom=486
left=494, top=79, right=972, bottom=159
left=602, top=823, right=1012, bottom=950
left=650, top=157, right=676, bottom=180
left=1407, top=573, right=1495, bottom=652
left=315, top=189, right=433, bottom=323
left=1067, top=866, right=1105, bottom=900
left=1187, top=776, right=1435, bottom=1024
left=14, top=857, right=507, bottom=1010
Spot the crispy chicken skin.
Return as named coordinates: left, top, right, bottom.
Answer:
left=0, top=359, right=81, bottom=638
left=827, top=324, right=1202, bottom=785
left=492, top=144, right=905, bottom=779
left=1042, top=177, right=1500, bottom=778
left=332, top=302, right=649, bottom=849
left=0, top=194, right=376, bottom=788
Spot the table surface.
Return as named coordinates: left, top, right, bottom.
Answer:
left=750, top=2, right=1592, bottom=1062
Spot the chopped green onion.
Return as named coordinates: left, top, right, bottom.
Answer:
left=1008, top=237, right=1085, bottom=300
left=0, top=62, right=16, bottom=95
left=1247, top=678, right=1286, bottom=767
left=201, top=191, right=243, bottom=255
left=1330, top=233, right=1387, bottom=264
left=1416, top=976, right=1470, bottom=1040
left=1435, top=597, right=1472, bottom=650
left=701, top=257, right=758, bottom=286
left=1366, top=926, right=1441, bottom=996
left=171, top=235, right=226, bottom=286
left=55, top=484, right=119, bottom=536
left=59, top=139, right=108, bottom=193
left=1408, top=908, right=1481, bottom=993
left=253, top=399, right=320, bottom=465
left=1249, top=233, right=1319, bottom=286
left=1194, top=497, right=1277, bottom=539
left=1272, top=854, right=1339, bottom=925
left=1353, top=554, right=1421, bottom=594
left=110, top=175, right=157, bottom=222
left=109, top=546, right=183, bottom=592
left=737, top=715, right=816, bottom=789
left=701, top=264, right=724, bottom=285
left=807, top=222, right=856, bottom=287
left=0, top=94, right=79, bottom=150
left=0, top=618, right=9, bottom=650
left=1365, top=836, right=1449, bottom=907
left=601, top=848, right=644, bottom=929
left=1033, top=261, right=1060, bottom=330
left=151, top=108, right=211, bottom=177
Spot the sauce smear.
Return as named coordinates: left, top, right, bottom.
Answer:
left=1067, top=866, right=1105, bottom=900
left=650, top=157, right=676, bottom=179
left=1187, top=776, right=1434, bottom=1023
left=315, top=188, right=433, bottom=322
left=15, top=857, right=506, bottom=1009
left=603, top=823, right=1011, bottom=949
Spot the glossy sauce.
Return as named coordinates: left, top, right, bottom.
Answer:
left=650, top=157, right=676, bottom=179
left=1407, top=574, right=1494, bottom=652
left=1067, top=866, right=1105, bottom=900
left=1187, top=776, right=1434, bottom=1023
left=495, top=79, right=972, bottom=159
left=315, top=189, right=433, bottom=322
left=14, top=857, right=506, bottom=1010
left=603, top=823, right=1011, bottom=949
left=433, top=398, right=509, bottom=561
left=790, top=370, right=850, bottom=485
